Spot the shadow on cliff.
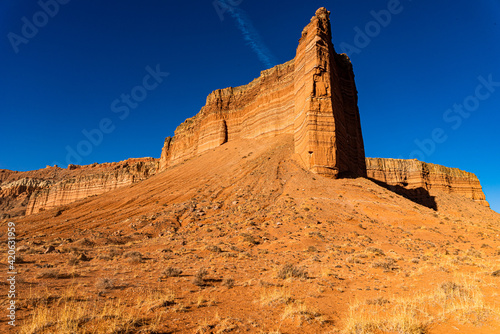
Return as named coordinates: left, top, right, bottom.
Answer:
left=368, top=178, right=438, bottom=211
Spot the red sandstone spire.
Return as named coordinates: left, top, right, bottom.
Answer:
left=160, top=8, right=367, bottom=178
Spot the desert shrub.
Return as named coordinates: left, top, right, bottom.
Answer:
left=123, top=251, right=143, bottom=263
left=346, top=256, right=362, bottom=264
left=67, top=255, right=80, bottom=266
left=206, top=245, right=222, bottom=253
left=163, top=267, right=183, bottom=278
left=306, top=246, right=318, bottom=253
left=108, top=247, right=123, bottom=258
left=466, top=248, right=482, bottom=258
left=222, top=278, right=235, bottom=289
left=366, top=297, right=390, bottom=306
left=439, top=281, right=469, bottom=299
left=193, top=268, right=209, bottom=287
left=97, top=254, right=112, bottom=261
left=366, top=247, right=385, bottom=256
left=95, top=278, right=116, bottom=291
left=74, top=238, right=95, bottom=247
left=276, top=264, right=308, bottom=280
left=36, top=269, right=77, bottom=279
left=240, top=233, right=259, bottom=245
left=371, top=258, right=398, bottom=271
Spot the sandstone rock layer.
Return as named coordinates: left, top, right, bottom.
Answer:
left=0, top=158, right=158, bottom=217
left=160, top=8, right=366, bottom=178
left=1, top=8, right=491, bottom=218
left=26, top=158, right=158, bottom=215
left=366, top=158, right=489, bottom=207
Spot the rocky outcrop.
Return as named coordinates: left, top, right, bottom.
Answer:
left=160, top=8, right=366, bottom=178
left=294, top=8, right=366, bottom=178
left=2, top=8, right=490, bottom=218
left=366, top=158, right=489, bottom=207
left=25, top=158, right=158, bottom=215
left=0, top=177, right=52, bottom=218
left=0, top=158, right=158, bottom=217
left=160, top=60, right=296, bottom=169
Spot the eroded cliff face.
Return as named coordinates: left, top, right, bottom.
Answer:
left=366, top=158, right=489, bottom=207
left=3, top=8, right=490, bottom=218
left=160, top=60, right=296, bottom=170
left=160, top=8, right=366, bottom=178
left=294, top=8, right=366, bottom=178
left=26, top=158, right=158, bottom=215
left=0, top=175, right=52, bottom=218
left=0, top=158, right=158, bottom=217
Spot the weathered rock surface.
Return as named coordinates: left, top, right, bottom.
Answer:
left=160, top=7, right=366, bottom=178
left=366, top=158, right=489, bottom=207
left=0, top=158, right=158, bottom=217
left=26, top=158, right=158, bottom=215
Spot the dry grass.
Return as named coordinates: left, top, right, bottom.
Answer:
left=276, top=264, right=308, bottom=280
left=343, top=276, right=499, bottom=334
left=162, top=266, right=183, bottom=278
left=35, top=269, right=80, bottom=279
left=123, top=251, right=143, bottom=264
left=20, top=298, right=142, bottom=334
left=193, top=268, right=209, bottom=287
left=20, top=286, right=176, bottom=334
left=137, top=288, right=175, bottom=311
left=281, top=302, right=324, bottom=325
left=259, top=287, right=293, bottom=306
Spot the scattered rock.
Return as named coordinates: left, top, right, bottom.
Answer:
left=44, top=246, right=56, bottom=254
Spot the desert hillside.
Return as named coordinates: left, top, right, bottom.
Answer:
left=4, top=134, right=500, bottom=333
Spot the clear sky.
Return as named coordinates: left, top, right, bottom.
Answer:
left=1, top=0, right=499, bottom=213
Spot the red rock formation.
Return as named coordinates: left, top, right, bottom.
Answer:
left=1, top=166, right=73, bottom=218
left=0, top=158, right=158, bottom=217
left=366, top=158, right=489, bottom=207
left=2, top=8, right=490, bottom=218
left=160, top=60, right=296, bottom=170
left=25, top=158, right=158, bottom=215
left=294, top=8, right=366, bottom=178
left=160, top=8, right=366, bottom=178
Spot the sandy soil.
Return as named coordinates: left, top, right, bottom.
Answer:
left=2, top=135, right=500, bottom=333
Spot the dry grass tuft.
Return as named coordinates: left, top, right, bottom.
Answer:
left=20, top=286, right=175, bottom=334
left=95, top=278, right=116, bottom=291
left=193, top=268, right=209, bottom=287
left=281, top=302, right=323, bottom=324
left=371, top=258, right=398, bottom=271
left=259, top=287, right=293, bottom=306
left=36, top=269, right=79, bottom=279
left=276, top=264, right=308, bottom=280
left=138, top=288, right=175, bottom=311
left=123, top=251, right=143, bottom=263
left=344, top=276, right=499, bottom=333
left=162, top=266, right=183, bottom=278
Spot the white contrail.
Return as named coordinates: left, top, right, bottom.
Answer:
left=220, top=0, right=277, bottom=68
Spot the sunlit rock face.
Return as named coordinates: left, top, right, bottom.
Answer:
left=160, top=8, right=366, bottom=179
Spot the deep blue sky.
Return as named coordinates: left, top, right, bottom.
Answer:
left=1, top=0, right=499, bottom=213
